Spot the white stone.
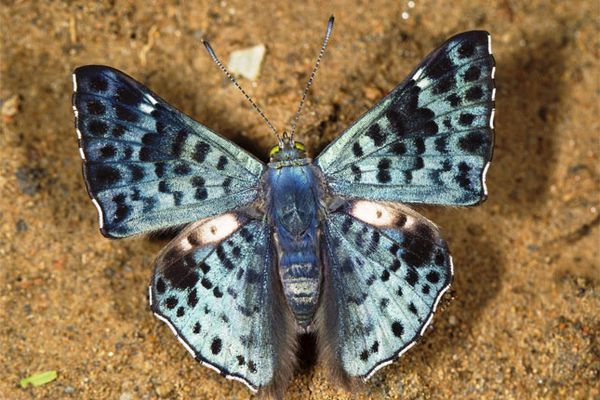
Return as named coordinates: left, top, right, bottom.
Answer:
left=228, top=44, right=266, bottom=80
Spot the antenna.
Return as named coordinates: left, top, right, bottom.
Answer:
left=289, top=15, right=335, bottom=143
left=201, top=39, right=282, bottom=145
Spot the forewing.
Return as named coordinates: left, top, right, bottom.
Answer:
left=315, top=31, right=495, bottom=206
left=316, top=201, right=452, bottom=380
left=72, top=66, right=265, bottom=237
left=150, top=213, right=297, bottom=393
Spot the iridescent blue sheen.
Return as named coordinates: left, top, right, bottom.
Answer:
left=266, top=157, right=321, bottom=327
left=73, top=30, right=495, bottom=394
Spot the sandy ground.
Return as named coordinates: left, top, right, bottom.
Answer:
left=1, top=1, right=598, bottom=399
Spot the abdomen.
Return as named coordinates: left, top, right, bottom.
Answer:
left=266, top=162, right=322, bottom=329
left=278, top=238, right=321, bottom=328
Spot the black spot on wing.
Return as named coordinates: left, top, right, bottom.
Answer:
left=201, top=277, right=213, bottom=289
left=94, top=165, right=121, bottom=186
left=352, top=142, right=364, bottom=157
left=426, top=270, right=440, bottom=284
left=458, top=41, right=476, bottom=58
left=191, top=176, right=207, bottom=200
left=459, top=131, right=486, bottom=154
left=216, top=245, right=235, bottom=270
left=390, top=142, right=406, bottom=155
left=88, top=120, right=107, bottom=136
left=455, top=161, right=472, bottom=189
left=446, top=93, right=461, bottom=107
left=174, top=163, right=191, bottom=176
left=89, top=76, right=108, bottom=91
left=216, top=155, right=228, bottom=170
left=463, top=65, right=481, bottom=82
left=415, top=157, right=424, bottom=170
left=459, top=113, right=475, bottom=126
left=376, top=158, right=392, bottom=183
left=211, top=337, right=222, bottom=354
left=341, top=217, right=353, bottom=234
left=414, top=138, right=425, bottom=154
left=99, top=145, right=116, bottom=159
left=435, top=250, right=446, bottom=266
left=465, top=86, right=484, bottom=101
left=87, top=100, right=105, bottom=115
left=163, top=256, right=199, bottom=290
left=155, top=162, right=165, bottom=177
left=155, top=278, right=166, bottom=294
left=187, top=288, right=198, bottom=307
left=380, top=269, right=390, bottom=282
left=158, top=181, right=169, bottom=193
left=246, top=269, right=260, bottom=284
left=112, top=194, right=131, bottom=222
left=115, top=86, right=142, bottom=106
left=405, top=268, right=418, bottom=286
left=386, top=109, right=405, bottom=136
left=192, top=141, right=211, bottom=163
left=433, top=76, right=455, bottom=94
left=366, top=124, right=386, bottom=146
left=422, top=120, right=438, bottom=136
left=351, top=165, right=362, bottom=182
left=193, top=322, right=201, bottom=334
left=422, top=284, right=431, bottom=295
left=172, top=129, right=188, bottom=157
left=401, top=223, right=435, bottom=268
left=435, top=137, right=448, bottom=153
left=114, top=104, right=138, bottom=122
left=239, top=227, right=254, bottom=243
left=427, top=54, right=454, bottom=79
left=129, top=165, right=145, bottom=181
left=391, top=321, right=404, bottom=337
left=165, top=296, right=178, bottom=309
left=111, top=124, right=125, bottom=137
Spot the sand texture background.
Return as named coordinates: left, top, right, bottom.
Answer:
left=1, top=1, right=598, bottom=399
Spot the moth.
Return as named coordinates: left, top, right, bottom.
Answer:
left=72, top=16, right=494, bottom=397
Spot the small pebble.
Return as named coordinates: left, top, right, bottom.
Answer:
left=15, top=167, right=45, bottom=196
left=16, top=219, right=28, bottom=232
left=228, top=44, right=266, bottom=80
left=119, top=393, right=133, bottom=400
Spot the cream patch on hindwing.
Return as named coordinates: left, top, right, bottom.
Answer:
left=349, top=200, right=395, bottom=226
left=194, top=213, right=241, bottom=245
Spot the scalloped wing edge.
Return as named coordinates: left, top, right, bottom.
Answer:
left=362, top=255, right=454, bottom=380
left=149, top=299, right=260, bottom=393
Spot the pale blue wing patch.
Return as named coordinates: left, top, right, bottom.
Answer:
left=315, top=31, right=495, bottom=206
left=316, top=200, right=452, bottom=379
left=72, top=66, right=266, bottom=237
left=149, top=212, right=297, bottom=392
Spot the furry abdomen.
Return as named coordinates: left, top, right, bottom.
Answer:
left=266, top=161, right=322, bottom=328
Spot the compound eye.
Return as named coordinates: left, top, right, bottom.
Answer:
left=294, top=142, right=306, bottom=152
left=269, top=145, right=280, bottom=157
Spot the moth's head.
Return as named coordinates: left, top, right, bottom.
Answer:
left=269, top=141, right=306, bottom=161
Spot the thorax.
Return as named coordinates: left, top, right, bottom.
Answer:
left=265, top=158, right=320, bottom=238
